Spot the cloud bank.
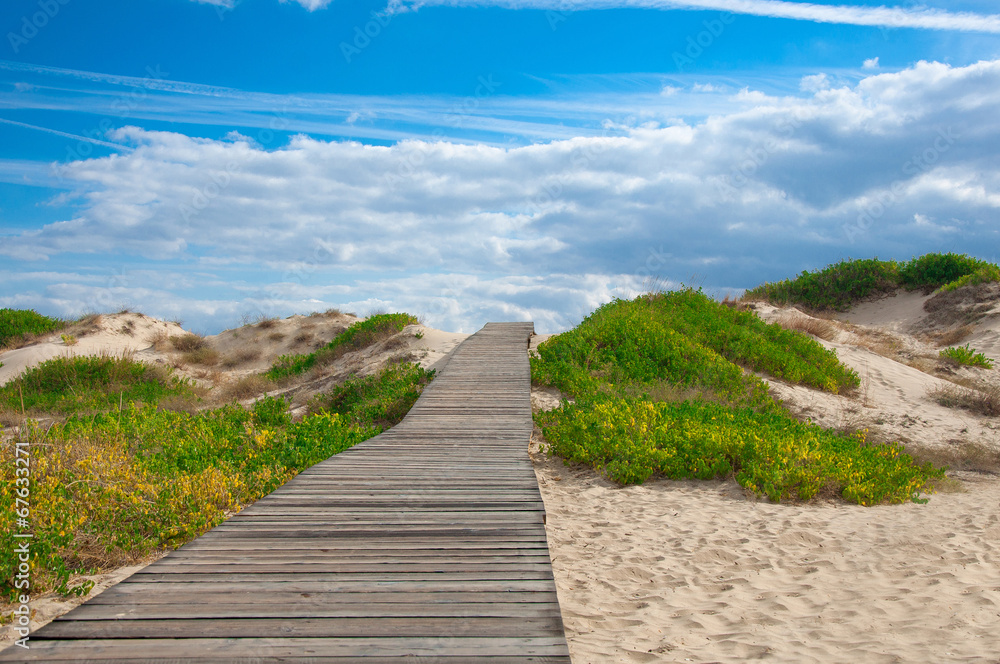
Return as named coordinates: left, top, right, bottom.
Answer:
left=5, top=60, right=1000, bottom=332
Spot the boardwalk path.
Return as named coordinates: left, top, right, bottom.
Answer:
left=10, top=322, right=571, bottom=662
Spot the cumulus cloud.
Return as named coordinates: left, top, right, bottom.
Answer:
left=5, top=59, right=1000, bottom=332
left=863, top=57, right=880, bottom=70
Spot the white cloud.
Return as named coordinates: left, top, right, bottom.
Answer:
left=863, top=57, right=880, bottom=70
left=5, top=59, right=1000, bottom=332
left=799, top=73, right=830, bottom=92
left=389, top=0, right=1000, bottom=33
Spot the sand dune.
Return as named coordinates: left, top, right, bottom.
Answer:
left=531, top=288, right=1000, bottom=662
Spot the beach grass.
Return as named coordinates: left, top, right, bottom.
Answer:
left=266, top=313, right=419, bottom=381
left=1, top=355, right=432, bottom=601
left=0, top=309, right=65, bottom=350
left=744, top=253, right=1000, bottom=310
left=532, top=288, right=943, bottom=505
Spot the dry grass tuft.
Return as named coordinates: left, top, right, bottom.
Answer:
left=853, top=327, right=903, bottom=357
left=256, top=317, right=279, bottom=329
left=148, top=329, right=171, bottom=351
left=267, top=332, right=286, bottom=342
left=720, top=293, right=751, bottom=311
left=381, top=334, right=409, bottom=351
left=219, top=374, right=274, bottom=401
left=293, top=331, right=315, bottom=346
left=928, top=382, right=1000, bottom=417
left=170, top=333, right=206, bottom=352
left=909, top=440, right=1000, bottom=477
left=182, top=347, right=220, bottom=367
left=929, top=324, right=975, bottom=347
left=119, top=319, right=135, bottom=336
left=774, top=314, right=837, bottom=341
left=221, top=347, right=262, bottom=368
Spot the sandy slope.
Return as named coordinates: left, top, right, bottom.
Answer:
left=532, top=450, right=1000, bottom=663
left=0, top=313, right=186, bottom=388
left=530, top=288, right=1000, bottom=662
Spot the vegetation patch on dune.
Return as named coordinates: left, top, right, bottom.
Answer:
left=533, top=289, right=943, bottom=505
left=1, top=359, right=432, bottom=601
left=0, top=354, right=195, bottom=419
left=0, top=308, right=64, bottom=349
left=744, top=253, right=999, bottom=311
left=939, top=344, right=994, bottom=369
left=309, top=362, right=434, bottom=429
left=532, top=289, right=858, bottom=406
left=267, top=313, right=419, bottom=381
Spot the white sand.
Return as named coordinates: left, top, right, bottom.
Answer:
left=0, top=313, right=186, bottom=388
left=532, top=450, right=1000, bottom=663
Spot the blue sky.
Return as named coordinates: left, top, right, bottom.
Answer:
left=1, top=0, right=999, bottom=333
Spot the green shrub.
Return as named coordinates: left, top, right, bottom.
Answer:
left=0, top=308, right=64, bottom=348
left=0, top=354, right=194, bottom=416
left=744, top=258, right=899, bottom=310
left=898, top=253, right=994, bottom=291
left=267, top=313, right=419, bottom=381
left=533, top=289, right=941, bottom=506
left=745, top=253, right=1000, bottom=310
left=939, top=344, right=994, bottom=369
left=537, top=398, right=943, bottom=505
left=939, top=265, right=1000, bottom=292
left=310, top=362, right=434, bottom=428
left=531, top=289, right=857, bottom=410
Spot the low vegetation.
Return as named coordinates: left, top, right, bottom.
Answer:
left=928, top=382, right=1000, bottom=417
left=0, top=309, right=64, bottom=349
left=267, top=313, right=419, bottom=381
left=0, top=354, right=195, bottom=419
left=744, top=253, right=999, bottom=311
left=1, top=355, right=433, bottom=600
left=532, top=289, right=858, bottom=410
left=533, top=289, right=943, bottom=505
left=939, top=344, right=994, bottom=369
left=309, top=362, right=434, bottom=428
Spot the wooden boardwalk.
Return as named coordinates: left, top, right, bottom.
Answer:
left=8, top=322, right=571, bottom=663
